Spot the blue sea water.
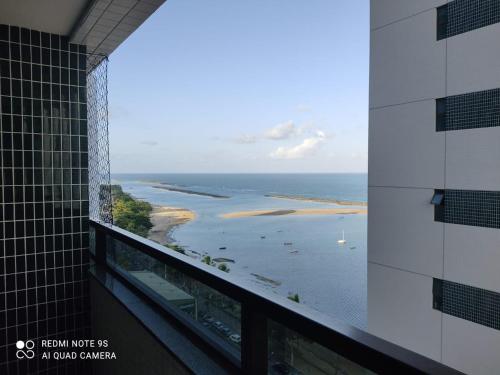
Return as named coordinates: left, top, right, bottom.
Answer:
left=112, top=173, right=368, bottom=328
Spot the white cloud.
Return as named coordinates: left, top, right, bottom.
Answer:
left=233, top=134, right=257, bottom=144
left=225, top=121, right=328, bottom=148
left=270, top=131, right=326, bottom=159
left=264, top=121, right=297, bottom=140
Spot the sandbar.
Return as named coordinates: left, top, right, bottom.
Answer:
left=266, top=194, right=367, bottom=207
left=153, top=184, right=229, bottom=199
left=221, top=208, right=367, bottom=219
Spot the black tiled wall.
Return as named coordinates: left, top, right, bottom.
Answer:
left=436, top=88, right=500, bottom=132
left=435, top=189, right=500, bottom=229
left=0, top=24, right=90, bottom=374
left=437, top=0, right=500, bottom=40
left=433, top=279, right=500, bottom=331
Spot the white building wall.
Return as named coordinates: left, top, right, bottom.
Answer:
left=370, top=0, right=447, bottom=30
left=368, top=187, right=443, bottom=277
left=367, top=263, right=442, bottom=361
left=369, top=9, right=446, bottom=109
left=368, top=1, right=500, bottom=374
left=368, top=100, right=445, bottom=188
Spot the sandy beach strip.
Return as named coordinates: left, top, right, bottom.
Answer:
left=148, top=205, right=196, bottom=245
left=266, top=194, right=367, bottom=207
left=221, top=207, right=367, bottom=219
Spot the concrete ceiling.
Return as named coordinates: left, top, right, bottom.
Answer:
left=0, top=0, right=166, bottom=68
left=71, top=0, right=166, bottom=68
left=0, top=0, right=89, bottom=35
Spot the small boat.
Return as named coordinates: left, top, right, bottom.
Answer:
left=260, top=236, right=266, bottom=239
left=337, top=230, right=347, bottom=245
left=289, top=250, right=299, bottom=254
left=219, top=247, right=227, bottom=250
left=284, top=242, right=293, bottom=246
left=350, top=246, right=356, bottom=250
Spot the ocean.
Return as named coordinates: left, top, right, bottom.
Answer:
left=112, top=173, right=368, bottom=328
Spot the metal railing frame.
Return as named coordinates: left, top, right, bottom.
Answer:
left=90, top=219, right=462, bottom=375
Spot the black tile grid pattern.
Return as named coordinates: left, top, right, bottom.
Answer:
left=437, top=0, right=500, bottom=40
left=0, top=25, right=90, bottom=375
left=433, top=279, right=500, bottom=331
left=435, top=190, right=500, bottom=229
left=436, top=88, right=500, bottom=132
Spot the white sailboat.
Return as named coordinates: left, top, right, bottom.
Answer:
left=337, top=230, right=347, bottom=245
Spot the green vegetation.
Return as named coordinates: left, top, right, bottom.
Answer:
left=287, top=293, right=300, bottom=303
left=217, top=263, right=230, bottom=273
left=202, top=255, right=212, bottom=265
left=201, top=255, right=230, bottom=273
left=166, top=243, right=186, bottom=255
left=111, top=185, right=153, bottom=237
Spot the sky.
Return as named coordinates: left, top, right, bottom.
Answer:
left=108, top=0, right=369, bottom=173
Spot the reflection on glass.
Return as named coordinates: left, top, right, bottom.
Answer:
left=89, top=226, right=95, bottom=255
left=106, top=236, right=242, bottom=358
left=268, top=320, right=374, bottom=375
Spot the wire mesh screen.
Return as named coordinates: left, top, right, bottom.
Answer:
left=87, top=55, right=113, bottom=223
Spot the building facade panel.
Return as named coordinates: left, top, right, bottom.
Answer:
left=369, top=9, right=446, bottom=109
left=370, top=0, right=447, bottom=30
left=445, top=128, right=500, bottom=190
left=444, top=224, right=500, bottom=293
left=367, top=263, right=442, bottom=362
left=368, top=100, right=445, bottom=188
left=447, top=22, right=500, bottom=96
left=442, top=315, right=500, bottom=375
left=368, top=187, right=444, bottom=277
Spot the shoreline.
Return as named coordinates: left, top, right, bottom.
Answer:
left=221, top=207, right=367, bottom=219
left=153, top=184, right=230, bottom=199
left=147, top=205, right=196, bottom=246
left=266, top=194, right=367, bottom=207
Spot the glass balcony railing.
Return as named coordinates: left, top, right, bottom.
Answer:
left=90, top=220, right=461, bottom=375
left=268, top=320, right=374, bottom=375
left=106, top=234, right=242, bottom=361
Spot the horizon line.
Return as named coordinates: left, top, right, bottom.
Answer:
left=110, top=171, right=368, bottom=175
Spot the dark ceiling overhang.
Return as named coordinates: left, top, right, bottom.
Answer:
left=0, top=0, right=166, bottom=68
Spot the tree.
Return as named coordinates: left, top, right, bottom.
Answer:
left=166, top=244, right=186, bottom=254
left=111, top=185, right=153, bottom=237
left=217, top=263, right=230, bottom=273
left=202, top=255, right=212, bottom=265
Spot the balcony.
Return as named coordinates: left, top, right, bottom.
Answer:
left=0, top=2, right=483, bottom=373
left=89, top=220, right=460, bottom=375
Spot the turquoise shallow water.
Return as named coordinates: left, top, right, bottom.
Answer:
left=113, top=174, right=367, bottom=328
